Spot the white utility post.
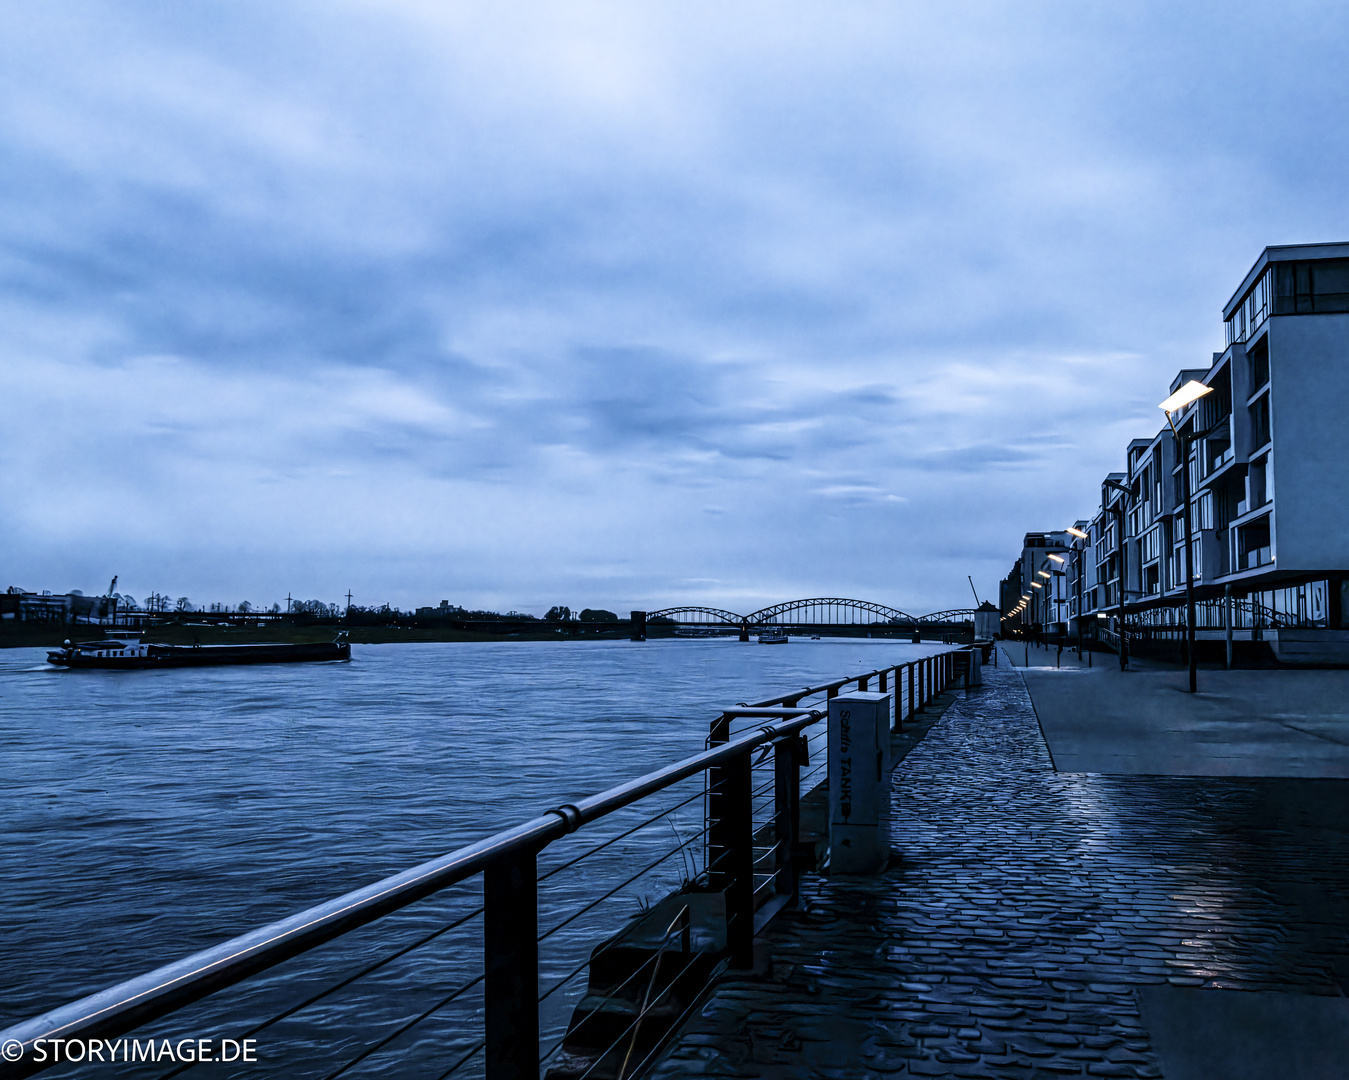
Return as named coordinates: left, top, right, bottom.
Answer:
left=828, top=691, right=892, bottom=874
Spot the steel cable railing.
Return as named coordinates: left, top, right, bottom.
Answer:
left=153, top=905, right=487, bottom=1080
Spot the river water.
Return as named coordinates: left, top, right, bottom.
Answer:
left=0, top=637, right=946, bottom=1076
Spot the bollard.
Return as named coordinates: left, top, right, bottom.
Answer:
left=828, top=692, right=892, bottom=874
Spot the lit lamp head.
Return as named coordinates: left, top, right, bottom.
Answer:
left=1066, top=526, right=1088, bottom=539
left=1047, top=554, right=1065, bottom=564
left=1031, top=582, right=1042, bottom=589
left=1158, top=380, right=1214, bottom=436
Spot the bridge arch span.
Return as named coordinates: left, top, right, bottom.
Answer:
left=916, top=608, right=977, bottom=623
left=644, top=600, right=977, bottom=629
left=646, top=606, right=747, bottom=625
left=747, top=598, right=919, bottom=626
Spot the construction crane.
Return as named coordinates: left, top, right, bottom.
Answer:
left=968, top=575, right=982, bottom=606
left=106, top=576, right=118, bottom=597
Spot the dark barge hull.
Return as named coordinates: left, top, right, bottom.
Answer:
left=47, top=641, right=350, bottom=669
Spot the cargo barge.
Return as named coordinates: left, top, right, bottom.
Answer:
left=46, top=636, right=350, bottom=669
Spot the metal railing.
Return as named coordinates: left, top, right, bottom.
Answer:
left=1, top=650, right=965, bottom=1080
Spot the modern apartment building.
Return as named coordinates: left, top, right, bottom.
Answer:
left=1003, top=242, right=1349, bottom=664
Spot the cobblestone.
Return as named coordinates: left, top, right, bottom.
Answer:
left=648, top=660, right=1349, bottom=1078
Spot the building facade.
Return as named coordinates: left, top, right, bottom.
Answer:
left=1002, top=242, right=1349, bottom=663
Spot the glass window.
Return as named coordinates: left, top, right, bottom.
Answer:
left=1249, top=394, right=1270, bottom=449
left=1247, top=338, right=1269, bottom=392
left=1273, top=258, right=1349, bottom=315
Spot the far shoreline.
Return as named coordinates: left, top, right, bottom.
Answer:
left=0, top=624, right=939, bottom=650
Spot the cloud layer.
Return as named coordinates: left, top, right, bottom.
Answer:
left=3, top=1, right=1348, bottom=613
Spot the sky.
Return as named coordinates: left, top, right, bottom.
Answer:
left=3, top=1, right=1348, bottom=617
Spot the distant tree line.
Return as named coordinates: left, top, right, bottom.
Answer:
left=7, top=584, right=629, bottom=631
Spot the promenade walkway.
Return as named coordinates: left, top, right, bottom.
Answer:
left=650, top=655, right=1349, bottom=1079
left=1009, top=641, right=1349, bottom=777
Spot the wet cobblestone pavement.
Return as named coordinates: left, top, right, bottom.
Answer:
left=650, top=659, right=1349, bottom=1078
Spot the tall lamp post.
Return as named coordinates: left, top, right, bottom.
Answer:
left=1065, top=526, right=1089, bottom=658
left=1102, top=478, right=1131, bottom=671
left=1159, top=379, right=1215, bottom=695
left=1047, top=552, right=1067, bottom=644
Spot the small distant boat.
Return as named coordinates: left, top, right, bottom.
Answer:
left=47, top=635, right=350, bottom=669
left=757, top=629, right=789, bottom=644
left=810, top=634, right=821, bottom=640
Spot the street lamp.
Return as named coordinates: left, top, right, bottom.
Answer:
left=1102, top=477, right=1132, bottom=671
left=1160, top=379, right=1214, bottom=694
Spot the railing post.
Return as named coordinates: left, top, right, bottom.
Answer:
left=484, top=850, right=539, bottom=1080
left=858, top=674, right=869, bottom=691
left=709, top=750, right=754, bottom=968
left=773, top=736, right=805, bottom=904
left=907, top=663, right=915, bottom=720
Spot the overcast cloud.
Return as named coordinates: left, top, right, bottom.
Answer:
left=2, top=1, right=1347, bottom=615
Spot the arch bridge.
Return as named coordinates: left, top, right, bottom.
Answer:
left=646, top=598, right=976, bottom=635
